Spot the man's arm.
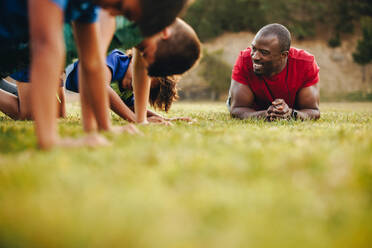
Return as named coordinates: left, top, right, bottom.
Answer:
left=132, top=48, right=151, bottom=124
left=73, top=21, right=111, bottom=132
left=294, top=84, right=320, bottom=120
left=229, top=79, right=267, bottom=119
left=29, top=0, right=65, bottom=148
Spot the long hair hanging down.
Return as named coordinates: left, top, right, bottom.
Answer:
left=149, top=76, right=179, bottom=112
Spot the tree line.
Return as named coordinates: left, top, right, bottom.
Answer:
left=184, top=0, right=371, bottom=43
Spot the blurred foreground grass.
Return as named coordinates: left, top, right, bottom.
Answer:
left=0, top=102, right=372, bottom=248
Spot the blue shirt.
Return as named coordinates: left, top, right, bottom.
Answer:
left=65, top=49, right=135, bottom=106
left=2, top=0, right=99, bottom=80
left=0, top=0, right=99, bottom=43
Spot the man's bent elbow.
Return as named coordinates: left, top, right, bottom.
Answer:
left=305, top=109, right=320, bottom=120
left=230, top=108, right=243, bottom=119
left=313, top=111, right=321, bottom=120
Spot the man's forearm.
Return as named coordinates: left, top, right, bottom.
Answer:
left=230, top=107, right=267, bottom=119
left=295, top=109, right=320, bottom=120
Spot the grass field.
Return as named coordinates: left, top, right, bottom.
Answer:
left=0, top=102, right=372, bottom=248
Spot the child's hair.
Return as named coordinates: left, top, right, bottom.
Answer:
left=147, top=19, right=201, bottom=77
left=138, top=0, right=189, bottom=37
left=149, top=76, right=179, bottom=112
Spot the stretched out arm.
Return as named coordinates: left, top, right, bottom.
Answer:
left=108, top=86, right=136, bottom=122
left=73, top=21, right=110, bottom=132
left=294, top=84, right=320, bottom=120
left=132, top=48, right=151, bottom=124
left=146, top=109, right=163, bottom=118
left=29, top=0, right=65, bottom=149
left=229, top=79, right=267, bottom=119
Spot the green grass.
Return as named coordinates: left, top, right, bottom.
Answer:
left=1, top=102, right=372, bottom=248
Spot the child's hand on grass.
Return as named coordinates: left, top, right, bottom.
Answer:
left=57, top=133, right=110, bottom=148
left=111, top=124, right=143, bottom=135
left=147, top=116, right=173, bottom=126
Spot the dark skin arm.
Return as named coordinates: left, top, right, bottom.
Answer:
left=268, top=84, right=320, bottom=120
left=228, top=79, right=268, bottom=119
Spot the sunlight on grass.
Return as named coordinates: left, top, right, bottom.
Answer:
left=0, top=102, right=372, bottom=248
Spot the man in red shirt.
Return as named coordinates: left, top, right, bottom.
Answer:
left=227, top=23, right=320, bottom=121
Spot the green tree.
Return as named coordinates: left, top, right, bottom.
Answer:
left=198, top=50, right=231, bottom=100
left=353, top=17, right=372, bottom=82
left=184, top=0, right=265, bottom=41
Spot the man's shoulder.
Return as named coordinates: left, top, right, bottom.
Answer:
left=238, top=47, right=252, bottom=58
left=289, top=47, right=315, bottom=63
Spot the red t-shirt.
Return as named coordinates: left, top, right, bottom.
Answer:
left=232, top=47, right=319, bottom=110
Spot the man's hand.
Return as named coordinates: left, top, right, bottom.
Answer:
left=266, top=99, right=292, bottom=121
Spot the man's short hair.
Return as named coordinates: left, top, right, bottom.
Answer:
left=147, top=19, right=201, bottom=77
left=138, top=0, right=189, bottom=37
left=258, top=23, right=291, bottom=52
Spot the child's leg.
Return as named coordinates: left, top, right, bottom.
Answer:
left=57, top=86, right=66, bottom=118
left=17, top=82, right=33, bottom=120
left=0, top=88, right=20, bottom=119
left=0, top=81, right=32, bottom=120
left=0, top=79, right=18, bottom=96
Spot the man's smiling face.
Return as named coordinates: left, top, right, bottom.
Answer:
left=251, top=34, right=286, bottom=77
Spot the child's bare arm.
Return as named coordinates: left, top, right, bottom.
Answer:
left=147, top=109, right=163, bottom=118
left=132, top=48, right=151, bottom=124
left=98, top=10, right=116, bottom=53
left=29, top=0, right=65, bottom=149
left=107, top=86, right=136, bottom=122
left=73, top=21, right=111, bottom=132
left=147, top=110, right=194, bottom=123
